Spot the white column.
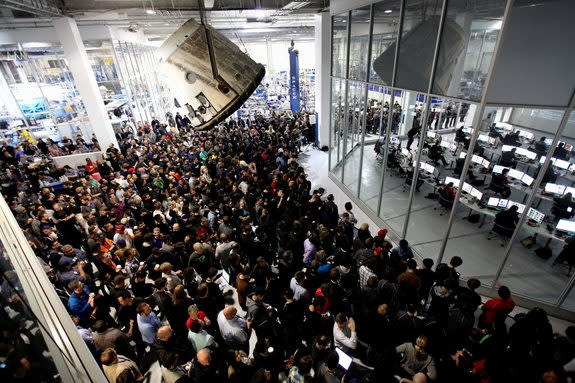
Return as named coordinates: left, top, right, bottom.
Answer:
left=53, top=17, right=118, bottom=149
left=315, top=11, right=331, bottom=148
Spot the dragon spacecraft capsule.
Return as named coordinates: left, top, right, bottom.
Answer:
left=158, top=18, right=265, bottom=130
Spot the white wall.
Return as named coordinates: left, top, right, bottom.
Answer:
left=239, top=39, right=315, bottom=73
left=510, top=108, right=575, bottom=141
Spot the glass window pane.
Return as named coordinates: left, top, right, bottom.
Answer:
left=378, top=89, right=426, bottom=235
left=331, top=14, right=349, bottom=78
left=432, top=0, right=505, bottom=101
left=370, top=0, right=401, bottom=84
left=348, top=6, right=371, bottom=81
left=330, top=79, right=346, bottom=181
left=405, top=99, right=475, bottom=251
left=487, top=0, right=575, bottom=107
left=360, top=85, right=392, bottom=211
left=562, top=286, right=575, bottom=311
left=343, top=81, right=366, bottom=195
left=395, top=0, right=442, bottom=92
left=496, top=109, right=570, bottom=306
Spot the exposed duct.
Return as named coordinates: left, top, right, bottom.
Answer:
left=0, top=0, right=63, bottom=17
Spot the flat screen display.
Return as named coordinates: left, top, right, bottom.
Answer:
left=557, top=219, right=575, bottom=233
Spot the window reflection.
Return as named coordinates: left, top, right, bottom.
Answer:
left=331, top=14, right=348, bottom=78
left=432, top=0, right=505, bottom=101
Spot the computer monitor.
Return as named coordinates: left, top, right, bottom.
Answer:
left=555, top=159, right=571, bottom=170
left=470, top=188, right=483, bottom=200
left=557, top=219, right=575, bottom=233
left=462, top=183, right=473, bottom=194
left=459, top=152, right=467, bottom=159
left=564, top=186, right=575, bottom=196
left=440, top=141, right=456, bottom=151
left=336, top=348, right=353, bottom=370
left=401, top=148, right=411, bottom=157
left=515, top=148, right=537, bottom=160
left=445, top=176, right=460, bottom=186
left=508, top=169, right=524, bottom=180
left=495, top=122, right=513, bottom=131
left=423, top=163, right=435, bottom=174
left=565, top=143, right=573, bottom=152
left=502, top=145, right=515, bottom=152
left=478, top=134, right=490, bottom=143
left=527, top=208, right=545, bottom=224
left=471, top=155, right=483, bottom=165
left=462, top=127, right=473, bottom=134
left=390, top=137, right=400, bottom=144
left=518, top=130, right=534, bottom=140
left=540, top=156, right=558, bottom=165
left=545, top=183, right=566, bottom=195
left=487, top=197, right=500, bottom=207
left=521, top=174, right=534, bottom=186
left=506, top=201, right=525, bottom=214
left=493, top=165, right=508, bottom=174
left=427, top=131, right=437, bottom=138
left=482, top=159, right=490, bottom=168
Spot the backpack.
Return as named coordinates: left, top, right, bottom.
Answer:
left=535, top=247, right=553, bottom=259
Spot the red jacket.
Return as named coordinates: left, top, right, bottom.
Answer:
left=480, top=297, right=515, bottom=325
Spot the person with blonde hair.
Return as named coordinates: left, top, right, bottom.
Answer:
left=395, top=335, right=437, bottom=383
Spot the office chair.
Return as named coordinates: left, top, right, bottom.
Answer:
left=434, top=189, right=454, bottom=216
left=488, top=179, right=508, bottom=197
left=487, top=222, right=515, bottom=247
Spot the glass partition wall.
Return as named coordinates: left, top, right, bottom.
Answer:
left=329, top=0, right=575, bottom=317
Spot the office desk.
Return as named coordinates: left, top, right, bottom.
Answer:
left=460, top=197, right=496, bottom=228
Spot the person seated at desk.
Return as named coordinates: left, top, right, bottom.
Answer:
left=552, top=193, right=575, bottom=221
left=442, top=182, right=457, bottom=199
left=499, top=147, right=517, bottom=168
left=488, top=123, right=504, bottom=141
left=454, top=158, right=483, bottom=187
left=454, top=127, right=467, bottom=144
left=502, top=131, right=521, bottom=147
left=388, top=147, right=404, bottom=173
left=553, top=142, right=571, bottom=161
left=490, top=169, right=511, bottom=198
left=532, top=136, right=548, bottom=158
left=536, top=165, right=557, bottom=185
left=406, top=168, right=424, bottom=192
left=492, top=205, right=520, bottom=238
left=428, top=142, right=449, bottom=167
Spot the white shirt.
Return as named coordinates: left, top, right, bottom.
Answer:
left=333, top=322, right=357, bottom=352
left=217, top=311, right=249, bottom=348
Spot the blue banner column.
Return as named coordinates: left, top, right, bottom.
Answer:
left=288, top=44, right=300, bottom=113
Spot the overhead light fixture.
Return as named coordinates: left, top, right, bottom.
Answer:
left=22, top=42, right=53, bottom=49
left=282, top=1, right=311, bottom=10
left=384, top=9, right=393, bottom=13
left=146, top=9, right=156, bottom=14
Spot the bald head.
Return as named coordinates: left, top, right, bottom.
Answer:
left=223, top=306, right=237, bottom=320
left=157, top=326, right=172, bottom=341
left=197, top=348, right=212, bottom=366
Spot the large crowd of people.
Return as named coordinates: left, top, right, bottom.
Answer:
left=0, top=111, right=574, bottom=383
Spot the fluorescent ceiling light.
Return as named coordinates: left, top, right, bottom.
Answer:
left=22, top=42, right=52, bottom=48
left=282, top=1, right=310, bottom=10
left=239, top=28, right=275, bottom=33
left=146, top=9, right=156, bottom=15
left=384, top=9, right=392, bottom=13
